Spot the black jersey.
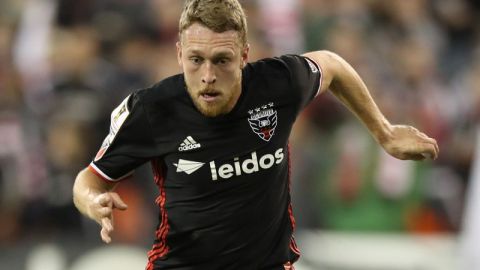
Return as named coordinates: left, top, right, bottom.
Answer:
left=89, top=54, right=322, bottom=270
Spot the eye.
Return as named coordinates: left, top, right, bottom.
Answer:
left=189, top=56, right=203, bottom=65
left=215, top=58, right=230, bottom=65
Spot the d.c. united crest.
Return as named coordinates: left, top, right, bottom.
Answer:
left=247, top=103, right=277, bottom=141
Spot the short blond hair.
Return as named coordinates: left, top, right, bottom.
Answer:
left=179, top=0, right=248, bottom=47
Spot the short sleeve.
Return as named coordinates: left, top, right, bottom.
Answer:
left=277, top=54, right=322, bottom=108
left=89, top=91, right=156, bottom=182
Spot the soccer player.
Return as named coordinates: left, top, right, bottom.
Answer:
left=72, top=0, right=439, bottom=269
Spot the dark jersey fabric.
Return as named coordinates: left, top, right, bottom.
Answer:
left=90, top=55, right=321, bottom=269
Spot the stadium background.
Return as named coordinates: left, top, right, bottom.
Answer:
left=0, top=0, right=479, bottom=269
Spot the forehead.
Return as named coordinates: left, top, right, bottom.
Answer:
left=181, top=23, right=242, bottom=53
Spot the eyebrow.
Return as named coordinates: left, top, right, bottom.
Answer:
left=187, top=50, right=234, bottom=58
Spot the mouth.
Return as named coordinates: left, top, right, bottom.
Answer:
left=199, top=90, right=221, bottom=103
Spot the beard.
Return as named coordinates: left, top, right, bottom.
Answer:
left=186, top=78, right=242, bottom=118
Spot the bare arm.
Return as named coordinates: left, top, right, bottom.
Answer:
left=73, top=168, right=128, bottom=243
left=303, top=50, right=439, bottom=160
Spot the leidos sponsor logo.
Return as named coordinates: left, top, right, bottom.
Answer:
left=178, top=136, right=201, bottom=151
left=173, top=148, right=285, bottom=180
left=174, top=159, right=205, bottom=174
left=210, top=148, right=284, bottom=181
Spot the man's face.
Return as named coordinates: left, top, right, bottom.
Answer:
left=177, top=23, right=249, bottom=117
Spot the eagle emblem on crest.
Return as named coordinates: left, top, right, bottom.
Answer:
left=247, top=103, right=277, bottom=141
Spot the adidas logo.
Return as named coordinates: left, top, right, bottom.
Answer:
left=178, top=136, right=201, bottom=151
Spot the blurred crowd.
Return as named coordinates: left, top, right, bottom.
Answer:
left=0, top=0, right=479, bottom=265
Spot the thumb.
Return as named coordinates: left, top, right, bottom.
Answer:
left=109, top=192, right=128, bottom=210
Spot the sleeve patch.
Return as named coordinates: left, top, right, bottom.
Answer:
left=305, top=57, right=319, bottom=73
left=304, top=56, right=323, bottom=97
left=94, top=95, right=131, bottom=161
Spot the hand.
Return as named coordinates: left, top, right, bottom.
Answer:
left=380, top=125, right=439, bottom=161
left=88, top=192, right=128, bottom=243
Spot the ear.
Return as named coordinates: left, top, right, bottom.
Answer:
left=176, top=41, right=183, bottom=68
left=241, top=44, right=250, bottom=68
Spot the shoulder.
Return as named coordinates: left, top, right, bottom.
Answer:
left=245, top=55, right=316, bottom=83
left=247, top=55, right=308, bottom=72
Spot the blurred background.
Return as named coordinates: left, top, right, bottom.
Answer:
left=0, top=0, right=479, bottom=269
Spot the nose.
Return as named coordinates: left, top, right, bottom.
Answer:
left=201, top=63, right=216, bottom=84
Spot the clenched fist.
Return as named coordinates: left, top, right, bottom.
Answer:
left=380, top=125, right=439, bottom=161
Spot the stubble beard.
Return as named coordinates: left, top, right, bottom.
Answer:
left=187, top=78, right=242, bottom=117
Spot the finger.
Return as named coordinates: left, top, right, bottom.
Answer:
left=422, top=136, right=436, bottom=145
left=95, top=194, right=112, bottom=207
left=99, top=206, right=112, bottom=217
left=101, top=217, right=114, bottom=233
left=110, top=192, right=128, bottom=210
left=419, top=142, right=438, bottom=160
left=421, top=152, right=433, bottom=160
left=427, top=140, right=439, bottom=160
left=100, top=227, right=112, bottom=243
left=402, top=143, right=436, bottom=161
left=420, top=136, right=439, bottom=158
left=432, top=142, right=439, bottom=160
left=434, top=140, right=440, bottom=158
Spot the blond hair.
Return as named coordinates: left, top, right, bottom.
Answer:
left=179, top=0, right=248, bottom=46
